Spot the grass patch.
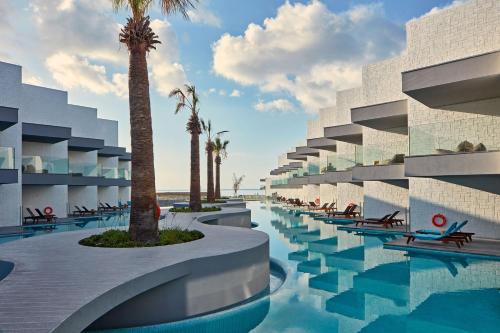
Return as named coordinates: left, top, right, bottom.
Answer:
left=79, top=229, right=204, bottom=248
left=169, top=207, right=222, bottom=213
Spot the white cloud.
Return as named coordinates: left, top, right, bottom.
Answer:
left=187, top=2, right=222, bottom=27
left=219, top=89, right=226, bottom=96
left=230, top=89, right=241, bottom=97
left=417, top=0, right=469, bottom=19
left=45, top=52, right=127, bottom=98
left=213, top=1, right=405, bottom=112
left=254, top=99, right=295, bottom=113
left=0, top=0, right=188, bottom=99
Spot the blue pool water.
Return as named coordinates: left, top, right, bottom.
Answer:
left=90, top=201, right=500, bottom=333
left=0, top=213, right=131, bottom=244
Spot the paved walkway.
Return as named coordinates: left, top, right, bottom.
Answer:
left=0, top=208, right=268, bottom=333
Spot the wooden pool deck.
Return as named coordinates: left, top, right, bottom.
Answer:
left=385, top=237, right=500, bottom=260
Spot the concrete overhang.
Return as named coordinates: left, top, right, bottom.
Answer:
left=270, top=184, right=303, bottom=189
left=287, top=151, right=307, bottom=161
left=323, top=171, right=362, bottom=184
left=98, top=146, right=126, bottom=157
left=22, top=173, right=70, bottom=185
left=22, top=123, right=71, bottom=144
left=68, top=137, right=105, bottom=152
left=0, top=106, right=18, bottom=131
left=285, top=162, right=303, bottom=170
left=324, top=124, right=363, bottom=145
left=270, top=169, right=280, bottom=176
left=352, top=164, right=406, bottom=181
left=402, top=50, right=500, bottom=111
left=97, top=178, right=131, bottom=187
left=351, top=100, right=408, bottom=131
left=307, top=137, right=337, bottom=152
left=0, top=169, right=18, bottom=184
left=295, top=146, right=320, bottom=157
left=119, top=152, right=132, bottom=161
left=288, top=176, right=309, bottom=186
left=308, top=174, right=324, bottom=185
left=405, top=151, right=500, bottom=177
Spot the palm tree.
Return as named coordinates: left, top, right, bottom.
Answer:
left=232, top=174, right=245, bottom=197
left=213, top=136, right=229, bottom=199
left=201, top=119, right=228, bottom=203
left=111, top=0, right=197, bottom=242
left=170, top=85, right=202, bottom=211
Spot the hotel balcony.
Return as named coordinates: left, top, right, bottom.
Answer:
left=287, top=147, right=308, bottom=161
left=96, top=166, right=131, bottom=187
left=324, top=123, right=363, bottom=145
left=0, top=106, right=18, bottom=131
left=352, top=141, right=408, bottom=182
left=98, top=146, right=126, bottom=157
left=0, top=147, right=17, bottom=184
left=22, top=155, right=69, bottom=185
left=402, top=50, right=500, bottom=115
left=405, top=116, right=500, bottom=179
left=68, top=162, right=102, bottom=186
left=321, top=149, right=363, bottom=184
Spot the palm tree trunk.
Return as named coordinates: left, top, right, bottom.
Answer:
left=215, top=157, right=221, bottom=199
left=207, top=144, right=215, bottom=202
left=190, top=132, right=202, bottom=211
left=128, top=43, right=158, bottom=242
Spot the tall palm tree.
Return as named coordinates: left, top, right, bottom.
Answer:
left=201, top=119, right=228, bottom=203
left=213, top=136, right=229, bottom=199
left=169, top=85, right=202, bottom=211
left=111, top=0, right=197, bottom=242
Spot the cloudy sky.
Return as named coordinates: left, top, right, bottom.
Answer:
left=0, top=0, right=460, bottom=190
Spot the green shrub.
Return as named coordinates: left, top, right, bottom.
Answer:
left=79, top=229, right=204, bottom=248
left=456, top=140, right=474, bottom=152
left=390, top=154, right=405, bottom=164
left=474, top=143, right=487, bottom=152
left=169, top=206, right=222, bottom=213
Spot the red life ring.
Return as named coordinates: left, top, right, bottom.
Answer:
left=432, top=214, right=447, bottom=227
left=315, top=198, right=320, bottom=205
left=155, top=203, right=161, bottom=220
left=44, top=206, right=53, bottom=215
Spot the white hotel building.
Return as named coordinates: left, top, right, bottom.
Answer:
left=0, top=61, right=131, bottom=227
left=265, top=0, right=500, bottom=239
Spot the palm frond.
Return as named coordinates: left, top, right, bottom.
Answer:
left=174, top=102, right=186, bottom=114
left=216, top=130, right=229, bottom=136
left=159, top=0, right=198, bottom=19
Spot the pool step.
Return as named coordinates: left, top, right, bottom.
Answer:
left=326, top=290, right=366, bottom=320
left=309, top=271, right=339, bottom=293
left=297, top=258, right=322, bottom=275
left=308, top=237, right=338, bottom=254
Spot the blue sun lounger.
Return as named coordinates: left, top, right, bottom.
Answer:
left=405, top=222, right=467, bottom=248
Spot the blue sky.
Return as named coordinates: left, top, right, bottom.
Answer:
left=0, top=0, right=458, bottom=190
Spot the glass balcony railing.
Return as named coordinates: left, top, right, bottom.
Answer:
left=98, top=166, right=118, bottom=179
left=0, top=147, right=14, bottom=169
left=22, top=155, right=68, bottom=174
left=271, top=178, right=289, bottom=186
left=307, top=162, right=320, bottom=175
left=69, top=162, right=98, bottom=177
left=409, top=116, right=500, bottom=156
left=363, top=140, right=407, bottom=166
left=321, top=146, right=363, bottom=173
left=118, top=168, right=131, bottom=180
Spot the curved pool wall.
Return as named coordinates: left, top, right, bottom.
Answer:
left=0, top=205, right=270, bottom=333
left=0, top=261, right=14, bottom=282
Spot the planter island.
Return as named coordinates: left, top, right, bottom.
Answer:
left=0, top=206, right=269, bottom=333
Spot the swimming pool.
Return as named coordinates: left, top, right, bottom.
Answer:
left=88, top=201, right=500, bottom=333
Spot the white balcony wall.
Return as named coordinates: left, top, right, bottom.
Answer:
left=119, top=186, right=131, bottom=204
left=96, top=118, right=119, bottom=146
left=98, top=186, right=119, bottom=206
left=320, top=184, right=337, bottom=206
left=319, top=106, right=335, bottom=128
left=69, top=186, right=98, bottom=212
left=22, top=185, right=68, bottom=218
left=307, top=118, right=322, bottom=139
left=333, top=88, right=363, bottom=126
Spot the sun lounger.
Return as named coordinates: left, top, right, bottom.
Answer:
left=405, top=222, right=466, bottom=248
left=328, top=204, right=358, bottom=217
left=106, top=203, right=119, bottom=211
left=24, top=208, right=40, bottom=224
left=82, top=206, right=97, bottom=215
left=356, top=211, right=401, bottom=228
left=416, top=220, right=474, bottom=242
left=35, top=208, right=56, bottom=223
